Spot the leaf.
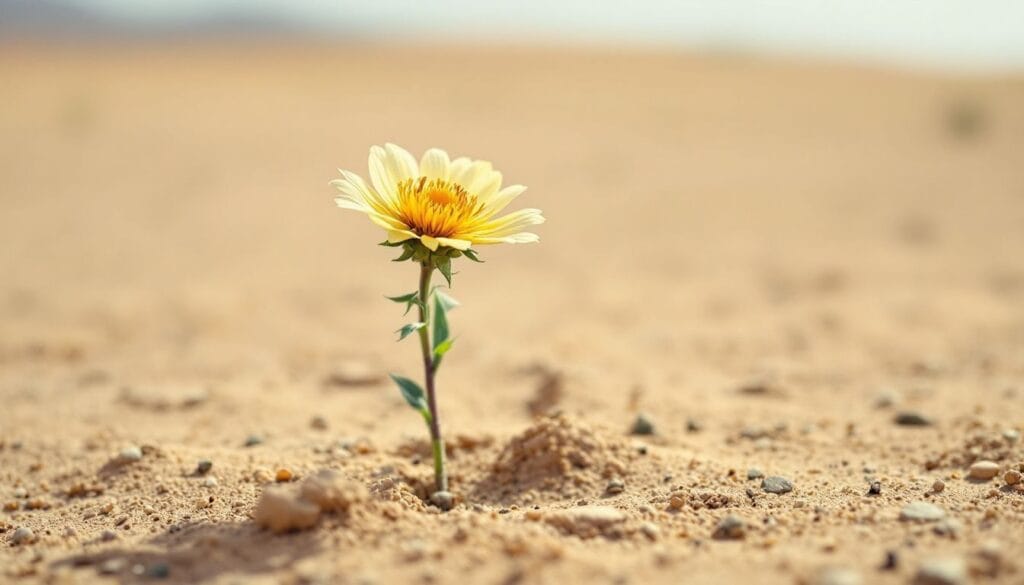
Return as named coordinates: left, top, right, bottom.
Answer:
left=392, top=246, right=415, bottom=262
left=434, top=289, right=460, bottom=312
left=433, top=337, right=454, bottom=365
left=395, top=322, right=426, bottom=341
left=385, top=292, right=422, bottom=315
left=463, top=248, right=484, bottom=263
left=378, top=240, right=405, bottom=248
left=432, top=294, right=450, bottom=349
left=389, top=373, right=429, bottom=414
left=435, top=256, right=453, bottom=286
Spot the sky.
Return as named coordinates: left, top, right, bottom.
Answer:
left=61, top=0, right=1024, bottom=71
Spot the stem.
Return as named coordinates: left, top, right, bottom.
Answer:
left=417, top=261, right=448, bottom=494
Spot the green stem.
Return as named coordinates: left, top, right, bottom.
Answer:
left=416, top=261, right=448, bottom=494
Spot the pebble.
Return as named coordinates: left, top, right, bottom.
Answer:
left=99, top=558, right=126, bottom=575
left=747, top=468, right=764, bottom=480
left=13, top=487, right=27, bottom=498
left=913, top=557, right=966, bottom=585
left=244, top=435, right=264, bottom=447
left=881, top=550, right=899, bottom=570
left=932, top=479, right=945, bottom=493
left=639, top=521, right=660, bottom=540
left=873, top=390, right=899, bottom=409
left=900, top=501, right=946, bottom=522
left=712, top=515, right=746, bottom=540
left=867, top=481, right=881, bottom=496
left=117, top=446, right=143, bottom=464
left=275, top=469, right=294, bottom=483
left=605, top=479, right=625, bottom=495
left=761, top=476, right=793, bottom=494
left=894, top=412, right=933, bottom=427
left=202, top=477, right=218, bottom=488
left=816, top=568, right=861, bottom=585
left=1003, top=429, right=1020, bottom=444
left=323, top=361, right=382, bottom=387
left=146, top=563, right=171, bottom=579
left=1004, top=470, right=1021, bottom=486
left=630, top=413, right=656, bottom=436
left=11, top=527, right=35, bottom=545
left=310, top=416, right=329, bottom=430
left=101, top=529, right=118, bottom=541
left=685, top=418, right=703, bottom=433
left=253, top=469, right=273, bottom=483
left=196, top=460, right=213, bottom=475
left=430, top=491, right=454, bottom=511
left=967, top=460, right=1000, bottom=481
left=545, top=506, right=625, bottom=538
left=253, top=487, right=320, bottom=534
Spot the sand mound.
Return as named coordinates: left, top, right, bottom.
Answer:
left=473, top=414, right=633, bottom=504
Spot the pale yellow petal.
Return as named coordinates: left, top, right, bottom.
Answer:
left=420, top=235, right=440, bottom=251
left=387, top=229, right=418, bottom=243
left=419, top=148, right=451, bottom=181
left=435, top=237, right=472, bottom=250
left=461, top=208, right=545, bottom=239
left=479, top=184, right=526, bottom=218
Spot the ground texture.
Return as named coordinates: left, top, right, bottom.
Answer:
left=2, top=44, right=1024, bottom=584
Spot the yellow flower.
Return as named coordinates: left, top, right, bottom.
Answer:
left=332, top=144, right=544, bottom=251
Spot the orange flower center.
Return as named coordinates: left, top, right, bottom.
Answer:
left=396, top=177, right=485, bottom=238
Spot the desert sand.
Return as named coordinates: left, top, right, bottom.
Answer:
left=1, top=43, right=1023, bottom=584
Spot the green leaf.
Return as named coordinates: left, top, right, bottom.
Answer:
left=432, top=294, right=450, bottom=349
left=385, top=292, right=422, bottom=315
left=435, top=256, right=453, bottom=286
left=433, top=337, right=454, bottom=365
left=392, top=246, right=415, bottom=262
left=395, top=322, right=426, bottom=341
left=389, top=373, right=429, bottom=414
left=463, top=249, right=484, bottom=263
left=434, top=289, right=459, bottom=312
left=378, top=240, right=405, bottom=247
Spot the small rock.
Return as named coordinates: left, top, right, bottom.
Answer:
left=244, top=435, right=264, bottom=447
left=968, top=460, right=1000, bottom=481
left=639, top=521, right=660, bottom=540
left=100, top=529, right=118, bottom=541
left=430, top=491, right=454, bottom=511
left=712, top=515, right=746, bottom=540
left=99, top=558, right=126, bottom=575
left=913, top=557, right=966, bottom=585
left=894, top=412, right=933, bottom=427
left=816, top=567, right=861, bottom=585
left=867, top=481, right=881, bottom=496
left=1002, top=429, right=1020, bottom=444
left=13, top=487, right=27, bottom=498
left=322, top=361, right=383, bottom=387
left=933, top=518, right=963, bottom=538
left=117, top=445, right=143, bottom=464
left=630, top=413, right=656, bottom=436
left=900, top=501, right=946, bottom=522
left=881, top=550, right=899, bottom=570
left=63, top=526, right=77, bottom=538
left=932, top=479, right=945, bottom=493
left=310, top=416, right=329, bottom=430
left=253, top=469, right=273, bottom=483
left=11, top=527, right=35, bottom=545
left=762, top=476, right=793, bottom=494
left=275, top=469, right=294, bottom=483
left=202, top=477, right=218, bottom=488
left=1004, top=470, right=1021, bottom=485
left=605, top=479, right=625, bottom=495
left=747, top=468, right=764, bottom=480
left=873, top=390, right=899, bottom=409
left=196, top=460, right=213, bottom=475
left=253, top=487, right=320, bottom=534
left=546, top=506, right=625, bottom=537
left=299, top=470, right=367, bottom=512
left=146, top=563, right=171, bottom=579
left=685, top=418, right=703, bottom=433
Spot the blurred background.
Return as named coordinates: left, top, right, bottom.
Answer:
left=1, top=0, right=1023, bottom=417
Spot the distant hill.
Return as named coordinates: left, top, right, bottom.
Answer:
left=0, top=0, right=319, bottom=40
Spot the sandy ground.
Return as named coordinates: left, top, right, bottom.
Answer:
left=1, top=43, right=1024, bottom=584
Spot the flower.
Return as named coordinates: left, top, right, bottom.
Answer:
left=332, top=144, right=544, bottom=252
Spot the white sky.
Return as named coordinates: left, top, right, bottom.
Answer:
left=66, top=0, right=1024, bottom=71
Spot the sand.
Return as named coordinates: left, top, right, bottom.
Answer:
left=1, top=42, right=1023, bottom=584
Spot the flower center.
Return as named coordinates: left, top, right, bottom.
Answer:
left=395, top=177, right=485, bottom=238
